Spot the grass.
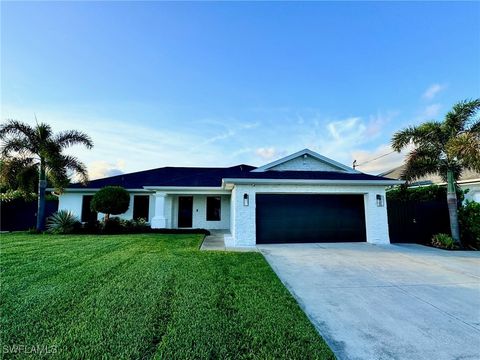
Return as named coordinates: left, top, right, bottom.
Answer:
left=0, top=233, right=334, bottom=359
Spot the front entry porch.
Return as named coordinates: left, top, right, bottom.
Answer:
left=149, top=191, right=231, bottom=230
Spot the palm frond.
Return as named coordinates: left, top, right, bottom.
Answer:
left=391, top=122, right=444, bottom=152
left=447, top=132, right=480, bottom=172
left=0, top=156, right=38, bottom=192
left=401, top=146, right=440, bottom=181
left=1, top=138, right=33, bottom=157
left=54, top=130, right=93, bottom=149
left=0, top=120, right=36, bottom=141
left=46, top=154, right=89, bottom=187
left=444, top=98, right=480, bottom=133
left=438, top=162, right=463, bottom=183
left=468, top=117, right=480, bottom=134
left=35, top=123, right=53, bottom=142
left=62, top=155, right=89, bottom=184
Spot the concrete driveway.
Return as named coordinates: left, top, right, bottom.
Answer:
left=258, top=243, right=480, bottom=360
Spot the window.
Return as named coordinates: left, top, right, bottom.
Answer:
left=81, top=195, right=97, bottom=223
left=133, top=195, right=149, bottom=221
left=206, top=196, right=221, bottom=221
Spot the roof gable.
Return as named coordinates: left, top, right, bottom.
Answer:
left=253, top=149, right=356, bottom=173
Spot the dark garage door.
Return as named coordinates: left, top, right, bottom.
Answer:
left=256, top=194, right=366, bottom=244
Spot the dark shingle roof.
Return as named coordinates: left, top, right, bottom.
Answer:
left=70, top=165, right=394, bottom=189
left=70, top=165, right=257, bottom=188
left=228, top=170, right=395, bottom=181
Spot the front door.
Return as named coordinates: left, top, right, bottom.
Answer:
left=178, top=196, right=193, bottom=228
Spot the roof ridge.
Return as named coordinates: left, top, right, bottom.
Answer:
left=82, top=164, right=256, bottom=184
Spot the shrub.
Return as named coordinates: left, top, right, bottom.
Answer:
left=122, top=218, right=148, bottom=232
left=90, top=186, right=130, bottom=220
left=431, top=233, right=458, bottom=250
left=459, top=201, right=480, bottom=250
left=387, top=184, right=465, bottom=203
left=46, top=210, right=81, bottom=234
left=0, top=189, right=57, bottom=202
left=101, top=217, right=124, bottom=234
left=99, top=217, right=149, bottom=234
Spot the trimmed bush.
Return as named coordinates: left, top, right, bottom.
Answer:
left=459, top=201, right=480, bottom=250
left=46, top=210, right=81, bottom=234
left=387, top=184, right=465, bottom=203
left=431, top=233, right=458, bottom=250
left=90, top=186, right=130, bottom=220
left=101, top=217, right=124, bottom=233
left=121, top=218, right=149, bottom=232
left=96, top=217, right=150, bottom=234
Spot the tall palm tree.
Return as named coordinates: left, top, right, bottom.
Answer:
left=0, top=120, right=93, bottom=230
left=392, top=99, right=480, bottom=246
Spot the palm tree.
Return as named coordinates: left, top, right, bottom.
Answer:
left=392, top=99, right=480, bottom=246
left=0, top=120, right=93, bottom=230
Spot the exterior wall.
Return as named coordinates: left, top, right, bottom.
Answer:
left=169, top=194, right=230, bottom=229
left=58, top=192, right=85, bottom=219
left=230, top=184, right=390, bottom=247
left=461, top=183, right=480, bottom=203
left=58, top=192, right=155, bottom=222
left=269, top=156, right=345, bottom=172
left=59, top=191, right=231, bottom=230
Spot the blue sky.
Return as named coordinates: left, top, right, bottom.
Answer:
left=2, top=1, right=479, bottom=178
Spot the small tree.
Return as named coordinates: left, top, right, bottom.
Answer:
left=90, top=186, right=130, bottom=221
left=392, top=99, right=480, bottom=246
left=0, top=120, right=93, bottom=230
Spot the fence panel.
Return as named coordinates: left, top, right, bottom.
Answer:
left=1, top=199, right=59, bottom=231
left=387, top=199, right=451, bottom=244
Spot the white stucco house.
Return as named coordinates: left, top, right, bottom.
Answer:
left=57, top=149, right=402, bottom=247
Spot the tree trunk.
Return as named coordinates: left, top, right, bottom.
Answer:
left=446, top=169, right=461, bottom=246
left=36, top=160, right=46, bottom=231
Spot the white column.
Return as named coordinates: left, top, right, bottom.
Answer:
left=151, top=192, right=167, bottom=228
left=364, top=190, right=390, bottom=244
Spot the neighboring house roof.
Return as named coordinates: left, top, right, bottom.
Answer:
left=380, top=165, right=480, bottom=185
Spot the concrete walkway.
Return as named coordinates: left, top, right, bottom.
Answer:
left=258, top=243, right=480, bottom=360
left=200, top=231, right=227, bottom=251
left=200, top=231, right=257, bottom=252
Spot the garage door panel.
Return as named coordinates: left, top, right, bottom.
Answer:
left=256, top=194, right=366, bottom=244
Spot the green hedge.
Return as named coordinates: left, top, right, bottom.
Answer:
left=387, top=184, right=465, bottom=203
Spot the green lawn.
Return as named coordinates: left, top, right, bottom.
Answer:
left=1, top=233, right=334, bottom=359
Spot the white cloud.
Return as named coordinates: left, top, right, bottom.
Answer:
left=327, top=117, right=365, bottom=141
left=419, top=103, right=442, bottom=119
left=311, top=113, right=394, bottom=165
left=422, top=84, right=447, bottom=100
left=88, top=160, right=126, bottom=180
left=0, top=105, right=254, bottom=178
left=201, top=121, right=259, bottom=145
left=255, top=147, right=279, bottom=160
left=1, top=104, right=402, bottom=178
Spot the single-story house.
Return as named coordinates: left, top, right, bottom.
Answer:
left=380, top=165, right=480, bottom=203
left=57, top=149, right=402, bottom=247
